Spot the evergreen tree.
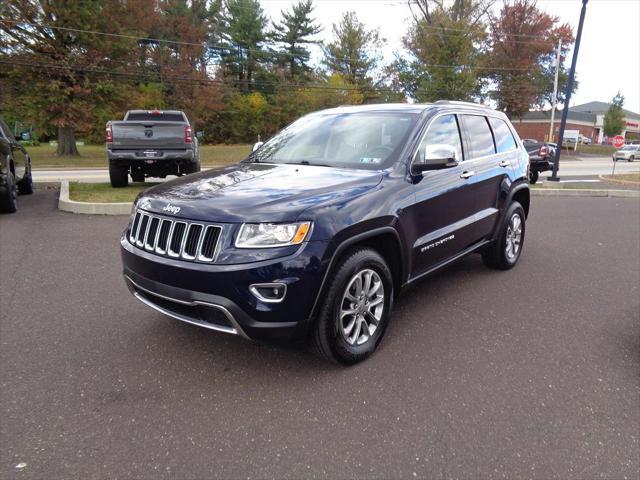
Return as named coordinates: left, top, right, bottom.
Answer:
left=322, top=11, right=382, bottom=88
left=271, top=0, right=322, bottom=79
left=219, top=0, right=269, bottom=90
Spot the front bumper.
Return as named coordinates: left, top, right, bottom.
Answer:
left=121, top=236, right=330, bottom=343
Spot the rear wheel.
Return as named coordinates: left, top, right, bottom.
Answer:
left=311, top=248, right=393, bottom=365
left=183, top=159, right=201, bottom=175
left=628, top=156, right=635, bottom=163
left=0, top=171, right=18, bottom=213
left=109, top=163, right=129, bottom=188
left=130, top=170, right=145, bottom=183
left=482, top=201, right=526, bottom=270
left=17, top=170, right=33, bottom=195
left=528, top=170, right=539, bottom=184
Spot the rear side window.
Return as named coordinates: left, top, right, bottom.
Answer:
left=461, top=115, right=495, bottom=159
left=126, top=112, right=185, bottom=122
left=415, top=114, right=464, bottom=163
left=488, top=117, right=517, bottom=153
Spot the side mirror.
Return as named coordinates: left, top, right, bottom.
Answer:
left=252, top=141, right=264, bottom=152
left=412, top=144, right=459, bottom=174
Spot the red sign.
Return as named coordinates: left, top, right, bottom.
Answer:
left=613, top=135, right=625, bottom=149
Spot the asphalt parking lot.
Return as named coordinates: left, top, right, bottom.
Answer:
left=1, top=190, right=639, bottom=479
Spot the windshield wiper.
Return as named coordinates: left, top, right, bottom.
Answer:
left=283, top=160, right=333, bottom=167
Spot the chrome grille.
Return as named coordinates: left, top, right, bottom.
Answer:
left=129, top=210, right=221, bottom=262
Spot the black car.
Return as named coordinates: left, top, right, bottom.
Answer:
left=0, top=119, right=33, bottom=213
left=121, top=101, right=530, bottom=364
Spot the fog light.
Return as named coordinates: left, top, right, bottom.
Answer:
left=249, top=283, right=287, bottom=303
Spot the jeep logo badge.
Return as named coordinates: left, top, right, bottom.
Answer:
left=163, top=204, right=181, bottom=215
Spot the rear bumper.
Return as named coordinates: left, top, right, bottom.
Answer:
left=121, top=235, right=330, bottom=344
left=108, top=149, right=195, bottom=162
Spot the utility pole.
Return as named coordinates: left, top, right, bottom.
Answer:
left=548, top=0, right=588, bottom=182
left=548, top=39, right=562, bottom=143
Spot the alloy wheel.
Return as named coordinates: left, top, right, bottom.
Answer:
left=505, top=213, right=522, bottom=261
left=339, top=269, right=385, bottom=346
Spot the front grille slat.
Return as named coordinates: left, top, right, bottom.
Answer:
left=168, top=222, right=187, bottom=257
left=130, top=209, right=220, bottom=263
left=198, top=226, right=221, bottom=261
left=136, top=214, right=150, bottom=246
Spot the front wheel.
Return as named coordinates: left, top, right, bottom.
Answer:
left=482, top=201, right=526, bottom=270
left=311, top=248, right=393, bottom=365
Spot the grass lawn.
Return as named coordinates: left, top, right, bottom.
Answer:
left=69, top=182, right=159, bottom=203
left=600, top=173, right=640, bottom=184
left=562, top=144, right=616, bottom=156
left=29, top=144, right=251, bottom=169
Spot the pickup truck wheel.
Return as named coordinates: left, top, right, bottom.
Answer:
left=131, top=171, right=145, bottom=183
left=17, top=170, right=33, bottom=195
left=0, top=171, right=18, bottom=213
left=311, top=247, right=393, bottom=365
left=183, top=160, right=201, bottom=175
left=528, top=170, right=539, bottom=184
left=482, top=201, right=526, bottom=270
left=628, top=156, right=635, bottom=162
left=109, top=164, right=129, bottom=188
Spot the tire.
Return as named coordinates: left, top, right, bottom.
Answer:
left=17, top=170, right=33, bottom=195
left=183, top=159, right=201, bottom=175
left=130, top=170, right=145, bottom=183
left=628, top=156, right=634, bottom=163
left=109, top=163, right=129, bottom=188
left=482, top=201, right=526, bottom=270
left=0, top=171, right=18, bottom=213
left=528, top=170, right=539, bottom=184
left=311, top=247, right=393, bottom=365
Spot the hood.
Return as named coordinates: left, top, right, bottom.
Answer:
left=137, top=162, right=383, bottom=223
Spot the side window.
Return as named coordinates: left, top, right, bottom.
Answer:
left=488, top=117, right=517, bottom=153
left=461, top=115, right=496, bottom=159
left=415, top=114, right=463, bottom=163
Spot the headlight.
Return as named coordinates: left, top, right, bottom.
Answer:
left=236, top=222, right=311, bottom=248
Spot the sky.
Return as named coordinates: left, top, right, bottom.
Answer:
left=260, top=0, right=640, bottom=113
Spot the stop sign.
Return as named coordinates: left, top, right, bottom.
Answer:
left=613, top=135, right=625, bottom=149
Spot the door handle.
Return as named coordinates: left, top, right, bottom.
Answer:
left=460, top=171, right=475, bottom=179
left=499, top=160, right=510, bottom=168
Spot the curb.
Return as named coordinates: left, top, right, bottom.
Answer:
left=58, top=180, right=132, bottom=215
left=531, top=188, right=640, bottom=198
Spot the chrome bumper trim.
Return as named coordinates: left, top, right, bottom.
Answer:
left=125, top=275, right=249, bottom=339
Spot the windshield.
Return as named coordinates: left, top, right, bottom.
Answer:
left=246, top=112, right=419, bottom=169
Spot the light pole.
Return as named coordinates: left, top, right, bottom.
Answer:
left=548, top=0, right=588, bottom=182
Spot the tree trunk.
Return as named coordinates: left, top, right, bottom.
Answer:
left=56, top=126, right=80, bottom=156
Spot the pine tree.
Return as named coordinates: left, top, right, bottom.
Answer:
left=322, top=12, right=382, bottom=88
left=271, top=0, right=322, bottom=79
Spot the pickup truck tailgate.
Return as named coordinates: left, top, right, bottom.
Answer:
left=110, top=121, right=187, bottom=149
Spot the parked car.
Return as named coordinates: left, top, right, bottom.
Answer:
left=0, top=118, right=33, bottom=213
left=120, top=101, right=530, bottom=364
left=524, top=140, right=554, bottom=184
left=579, top=134, right=592, bottom=145
left=106, top=110, right=200, bottom=188
left=613, top=144, right=639, bottom=162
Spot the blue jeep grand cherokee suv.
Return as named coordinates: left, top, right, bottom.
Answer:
left=121, top=101, right=530, bottom=364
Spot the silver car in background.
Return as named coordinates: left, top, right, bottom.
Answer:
left=613, top=144, right=639, bottom=162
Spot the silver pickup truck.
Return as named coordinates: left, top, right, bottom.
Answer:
left=106, top=110, right=200, bottom=187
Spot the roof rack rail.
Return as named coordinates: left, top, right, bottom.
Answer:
left=434, top=100, right=485, bottom=107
